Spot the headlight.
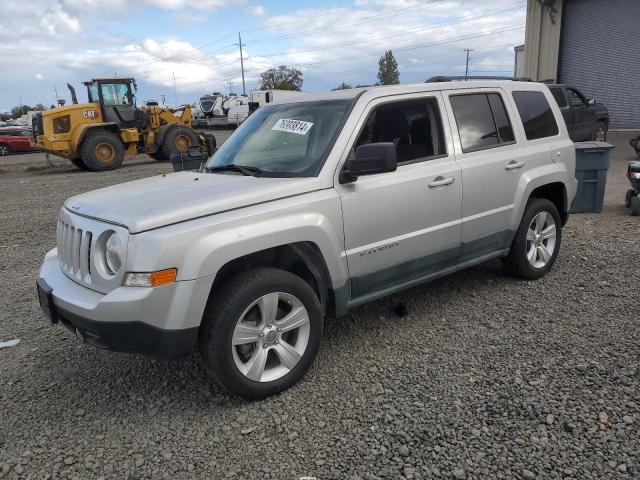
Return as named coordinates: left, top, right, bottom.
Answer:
left=104, top=232, right=123, bottom=274
left=53, top=115, right=70, bottom=134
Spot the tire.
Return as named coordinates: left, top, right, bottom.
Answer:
left=592, top=121, right=607, bottom=142
left=626, top=189, right=636, bottom=208
left=503, top=198, right=562, bottom=280
left=199, top=267, right=323, bottom=400
left=148, top=150, right=168, bottom=161
left=161, top=126, right=198, bottom=158
left=81, top=131, right=124, bottom=171
left=0, top=144, right=11, bottom=156
left=630, top=195, right=640, bottom=216
left=70, top=157, right=90, bottom=170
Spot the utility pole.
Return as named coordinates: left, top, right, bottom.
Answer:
left=238, top=32, right=246, bottom=96
left=464, top=48, right=473, bottom=78
left=54, top=86, right=60, bottom=104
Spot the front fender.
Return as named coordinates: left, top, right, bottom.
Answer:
left=126, top=190, right=349, bottom=290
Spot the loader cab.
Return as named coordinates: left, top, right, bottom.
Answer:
left=84, top=78, right=137, bottom=129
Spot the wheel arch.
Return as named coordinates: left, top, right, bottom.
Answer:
left=529, top=182, right=568, bottom=225
left=73, top=123, right=121, bottom=156
left=206, top=241, right=339, bottom=319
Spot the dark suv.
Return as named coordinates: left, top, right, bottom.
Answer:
left=547, top=84, right=609, bottom=142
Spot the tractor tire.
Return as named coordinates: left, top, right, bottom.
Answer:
left=161, top=126, right=198, bottom=159
left=81, top=131, right=125, bottom=171
left=70, top=157, right=90, bottom=170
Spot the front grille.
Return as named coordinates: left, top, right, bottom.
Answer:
left=57, top=218, right=92, bottom=283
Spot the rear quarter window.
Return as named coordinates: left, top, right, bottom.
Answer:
left=512, top=91, right=559, bottom=140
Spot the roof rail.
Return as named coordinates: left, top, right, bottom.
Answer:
left=425, top=75, right=533, bottom=83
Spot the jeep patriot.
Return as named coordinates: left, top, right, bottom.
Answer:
left=37, top=80, right=576, bottom=399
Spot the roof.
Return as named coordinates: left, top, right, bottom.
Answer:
left=274, top=80, right=552, bottom=105
left=83, top=77, right=135, bottom=84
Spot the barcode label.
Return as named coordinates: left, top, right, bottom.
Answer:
left=271, top=118, right=314, bottom=135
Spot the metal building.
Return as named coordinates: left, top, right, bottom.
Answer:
left=522, top=0, right=640, bottom=129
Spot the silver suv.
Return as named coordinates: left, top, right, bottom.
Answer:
left=37, top=80, right=576, bottom=399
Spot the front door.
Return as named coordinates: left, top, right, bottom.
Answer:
left=566, top=88, right=591, bottom=140
left=336, top=93, right=462, bottom=304
left=99, top=82, right=137, bottom=128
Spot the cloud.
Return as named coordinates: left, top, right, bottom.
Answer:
left=35, top=74, right=44, bottom=80
left=0, top=0, right=525, bottom=107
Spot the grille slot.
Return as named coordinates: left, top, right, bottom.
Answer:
left=57, top=218, right=93, bottom=283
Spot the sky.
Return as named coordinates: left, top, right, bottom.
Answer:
left=0, top=0, right=526, bottom=113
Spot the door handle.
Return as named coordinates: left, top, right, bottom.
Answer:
left=505, top=161, right=525, bottom=170
left=428, top=176, right=454, bottom=188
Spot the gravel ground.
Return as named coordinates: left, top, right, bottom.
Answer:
left=0, top=131, right=638, bottom=480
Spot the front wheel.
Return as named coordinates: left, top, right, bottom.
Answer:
left=503, top=198, right=562, bottom=279
left=199, top=268, right=323, bottom=400
left=0, top=144, right=11, bottom=156
left=630, top=196, right=640, bottom=216
left=81, top=131, right=124, bottom=171
left=161, top=126, right=198, bottom=158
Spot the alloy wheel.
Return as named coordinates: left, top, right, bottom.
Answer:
left=231, top=292, right=310, bottom=383
left=526, top=211, right=557, bottom=268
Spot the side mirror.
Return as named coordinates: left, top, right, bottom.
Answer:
left=587, top=98, right=596, bottom=106
left=340, top=142, right=397, bottom=183
left=170, top=147, right=208, bottom=172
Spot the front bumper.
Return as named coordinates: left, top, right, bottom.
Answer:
left=37, top=248, right=215, bottom=360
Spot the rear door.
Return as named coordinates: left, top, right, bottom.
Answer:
left=549, top=86, right=575, bottom=140
left=443, top=89, right=525, bottom=262
left=336, top=92, right=462, bottom=303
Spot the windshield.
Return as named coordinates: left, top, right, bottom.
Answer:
left=206, top=99, right=352, bottom=177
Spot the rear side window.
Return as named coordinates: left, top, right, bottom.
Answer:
left=550, top=87, right=568, bottom=108
left=512, top=91, right=559, bottom=140
left=450, top=92, right=515, bottom=152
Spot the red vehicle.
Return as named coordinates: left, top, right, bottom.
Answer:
left=0, top=127, right=35, bottom=156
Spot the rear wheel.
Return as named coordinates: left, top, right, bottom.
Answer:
left=630, top=196, right=640, bottom=216
left=0, top=144, right=11, bottom=156
left=626, top=189, right=636, bottom=208
left=503, top=198, right=562, bottom=280
left=81, top=132, right=124, bottom=171
left=592, top=121, right=607, bottom=142
left=161, top=126, right=198, bottom=158
left=199, top=268, right=323, bottom=400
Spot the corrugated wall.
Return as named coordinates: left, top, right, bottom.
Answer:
left=559, top=0, right=640, bottom=129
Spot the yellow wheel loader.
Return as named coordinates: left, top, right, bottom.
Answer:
left=31, top=77, right=214, bottom=171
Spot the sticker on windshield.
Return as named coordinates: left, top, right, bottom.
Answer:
left=271, top=119, right=314, bottom=136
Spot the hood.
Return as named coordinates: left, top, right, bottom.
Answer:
left=64, top=171, right=324, bottom=233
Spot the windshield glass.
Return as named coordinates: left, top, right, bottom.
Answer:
left=206, top=99, right=352, bottom=177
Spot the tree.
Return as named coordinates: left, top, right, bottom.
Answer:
left=260, top=65, right=303, bottom=91
left=332, top=82, right=352, bottom=91
left=377, top=50, right=400, bottom=85
left=34, top=103, right=47, bottom=111
left=11, top=105, right=32, bottom=119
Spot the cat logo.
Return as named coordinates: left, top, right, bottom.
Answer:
left=82, top=110, right=97, bottom=119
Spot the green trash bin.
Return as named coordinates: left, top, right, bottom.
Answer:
left=570, top=141, right=614, bottom=213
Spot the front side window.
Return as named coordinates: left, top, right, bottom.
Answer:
left=101, top=83, right=131, bottom=106
left=354, top=97, right=446, bottom=164
left=567, top=88, right=585, bottom=108
left=450, top=92, right=515, bottom=152
left=87, top=83, right=99, bottom=103
left=207, top=100, right=352, bottom=177
left=550, top=87, right=568, bottom=108
left=512, top=91, right=559, bottom=140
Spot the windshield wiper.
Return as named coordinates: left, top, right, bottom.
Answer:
left=204, top=164, right=264, bottom=177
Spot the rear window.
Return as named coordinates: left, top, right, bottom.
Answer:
left=512, top=91, right=559, bottom=140
left=450, top=92, right=515, bottom=152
